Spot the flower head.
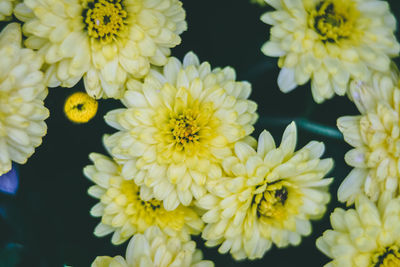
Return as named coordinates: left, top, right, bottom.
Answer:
left=103, top=52, right=258, bottom=210
left=0, top=23, right=49, bottom=175
left=197, top=122, right=333, bottom=260
left=317, top=193, right=400, bottom=267
left=15, top=0, right=187, bottom=99
left=92, top=226, right=214, bottom=267
left=84, top=153, right=203, bottom=244
left=261, top=0, right=400, bottom=103
left=64, top=92, right=98, bottom=123
left=337, top=70, right=400, bottom=205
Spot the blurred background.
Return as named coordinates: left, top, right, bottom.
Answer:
left=0, top=0, right=400, bottom=266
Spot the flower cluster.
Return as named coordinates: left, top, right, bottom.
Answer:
left=318, top=66, right=400, bottom=265
left=86, top=51, right=333, bottom=264
left=260, top=0, right=400, bottom=265
left=103, top=52, right=258, bottom=210
left=4, top=0, right=400, bottom=265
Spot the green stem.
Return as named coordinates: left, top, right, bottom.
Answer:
left=257, top=117, right=343, bottom=140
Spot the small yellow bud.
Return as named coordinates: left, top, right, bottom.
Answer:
left=64, top=92, right=98, bottom=123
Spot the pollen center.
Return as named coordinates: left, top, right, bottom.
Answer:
left=372, top=246, right=400, bottom=267
left=137, top=193, right=162, bottom=211
left=119, top=181, right=187, bottom=232
left=83, top=0, right=127, bottom=43
left=170, top=110, right=201, bottom=145
left=308, top=0, right=359, bottom=43
left=254, top=181, right=289, bottom=220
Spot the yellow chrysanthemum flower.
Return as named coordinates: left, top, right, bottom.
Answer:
left=15, top=0, right=187, bottom=99
left=84, top=153, right=203, bottom=245
left=197, top=122, right=333, bottom=260
left=0, top=23, right=49, bottom=175
left=317, top=193, right=400, bottom=267
left=64, top=92, right=98, bottom=123
left=92, top=226, right=214, bottom=267
left=337, top=70, right=400, bottom=205
left=261, top=0, right=400, bottom=103
left=0, top=0, right=19, bottom=20
left=103, top=52, right=258, bottom=211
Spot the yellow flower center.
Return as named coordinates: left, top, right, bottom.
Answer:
left=308, top=0, right=359, bottom=43
left=135, top=191, right=162, bottom=212
left=253, top=181, right=290, bottom=220
left=64, top=92, right=98, bottom=123
left=154, top=89, right=221, bottom=163
left=371, top=246, right=400, bottom=267
left=83, top=0, right=127, bottom=44
left=252, top=180, right=302, bottom=227
left=256, top=188, right=288, bottom=219
left=170, top=109, right=201, bottom=145
left=111, top=180, right=187, bottom=233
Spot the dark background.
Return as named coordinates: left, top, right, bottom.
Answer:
left=1, top=0, right=400, bottom=266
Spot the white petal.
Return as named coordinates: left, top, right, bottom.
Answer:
left=338, top=168, right=368, bottom=204
left=261, top=41, right=285, bottom=57
left=278, top=67, right=297, bottom=93
left=257, top=130, right=276, bottom=157
left=183, top=51, right=200, bottom=67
